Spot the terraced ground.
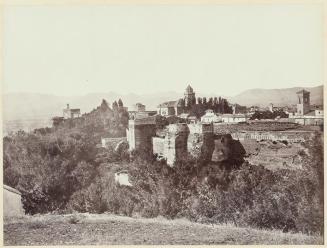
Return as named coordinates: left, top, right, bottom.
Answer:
left=4, top=213, right=323, bottom=245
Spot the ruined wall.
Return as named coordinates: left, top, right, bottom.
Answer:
left=293, top=117, right=324, bottom=126
left=153, top=137, right=165, bottom=156
left=231, top=131, right=313, bottom=143
left=187, top=132, right=203, bottom=159
left=151, top=121, right=318, bottom=171
left=243, top=140, right=308, bottom=170
left=233, top=130, right=316, bottom=170
left=213, top=122, right=299, bottom=133
left=134, top=124, right=156, bottom=153
left=163, top=123, right=241, bottom=166
left=164, top=124, right=189, bottom=166
left=187, top=123, right=214, bottom=160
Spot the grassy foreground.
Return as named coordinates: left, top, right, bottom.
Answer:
left=4, top=213, right=323, bottom=245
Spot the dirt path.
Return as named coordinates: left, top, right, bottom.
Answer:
left=4, top=213, right=323, bottom=245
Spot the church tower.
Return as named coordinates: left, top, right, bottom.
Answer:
left=184, top=85, right=196, bottom=107
left=296, top=89, right=310, bottom=116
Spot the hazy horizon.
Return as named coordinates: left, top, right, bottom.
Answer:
left=3, top=83, right=324, bottom=98
left=3, top=4, right=324, bottom=97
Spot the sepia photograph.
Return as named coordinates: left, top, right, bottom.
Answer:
left=2, top=1, right=325, bottom=245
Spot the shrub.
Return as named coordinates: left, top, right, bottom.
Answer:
left=68, top=214, right=80, bottom=224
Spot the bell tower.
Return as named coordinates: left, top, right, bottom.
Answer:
left=184, top=84, right=196, bottom=107
left=296, top=89, right=310, bottom=115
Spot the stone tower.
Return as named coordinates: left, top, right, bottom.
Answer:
left=126, top=117, right=156, bottom=153
left=164, top=124, right=190, bottom=166
left=184, top=85, right=196, bottom=107
left=296, top=89, right=310, bottom=116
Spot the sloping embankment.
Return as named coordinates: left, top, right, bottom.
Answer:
left=4, top=213, right=322, bottom=245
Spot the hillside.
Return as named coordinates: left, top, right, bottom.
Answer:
left=228, top=85, right=323, bottom=107
left=4, top=214, right=322, bottom=245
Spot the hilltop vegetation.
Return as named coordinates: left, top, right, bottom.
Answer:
left=3, top=99, right=324, bottom=236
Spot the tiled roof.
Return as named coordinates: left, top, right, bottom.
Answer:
left=4, top=185, right=21, bottom=195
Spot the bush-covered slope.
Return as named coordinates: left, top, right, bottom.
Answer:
left=3, top=99, right=323, bottom=235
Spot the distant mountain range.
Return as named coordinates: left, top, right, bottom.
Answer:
left=227, top=85, right=323, bottom=107
left=3, top=85, right=323, bottom=122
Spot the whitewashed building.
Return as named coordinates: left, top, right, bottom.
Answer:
left=200, top=109, right=221, bottom=123
left=221, top=114, right=248, bottom=123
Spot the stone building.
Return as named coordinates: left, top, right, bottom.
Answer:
left=296, top=89, right=310, bottom=115
left=4, top=185, right=24, bottom=217
left=288, top=89, right=324, bottom=125
left=157, top=100, right=183, bottom=116
left=157, top=85, right=197, bottom=116
left=134, top=103, right=146, bottom=112
left=129, top=103, right=156, bottom=120
left=201, top=109, right=221, bottom=123
left=221, top=114, right=248, bottom=123
left=63, top=104, right=81, bottom=119
left=126, top=116, right=156, bottom=152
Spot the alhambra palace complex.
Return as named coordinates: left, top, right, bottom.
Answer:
left=125, top=85, right=323, bottom=167
left=55, top=85, right=323, bottom=167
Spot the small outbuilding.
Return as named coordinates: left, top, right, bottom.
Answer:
left=3, top=185, right=25, bottom=217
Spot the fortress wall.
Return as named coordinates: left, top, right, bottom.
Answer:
left=153, top=137, right=165, bottom=156
left=188, top=123, right=213, bottom=134
left=175, top=131, right=190, bottom=162
left=188, top=123, right=202, bottom=134
left=231, top=131, right=313, bottom=143
left=187, top=133, right=203, bottom=159
left=135, top=124, right=156, bottom=153
left=164, top=133, right=176, bottom=166
left=164, top=123, right=190, bottom=166
left=127, top=121, right=156, bottom=152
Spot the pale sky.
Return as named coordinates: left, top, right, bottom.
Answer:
left=3, top=4, right=324, bottom=96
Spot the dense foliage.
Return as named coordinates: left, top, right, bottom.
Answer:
left=3, top=100, right=323, bottom=235
left=177, top=96, right=233, bottom=118
left=250, top=110, right=288, bottom=120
